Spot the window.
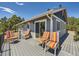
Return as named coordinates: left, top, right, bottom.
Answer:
left=54, top=10, right=66, bottom=21
left=57, top=21, right=60, bottom=31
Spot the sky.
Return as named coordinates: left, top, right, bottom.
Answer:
left=0, top=2, right=79, bottom=20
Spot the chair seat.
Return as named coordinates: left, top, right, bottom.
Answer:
left=48, top=41, right=56, bottom=49
left=11, top=36, right=18, bottom=39
left=24, top=32, right=29, bottom=36
left=37, top=38, right=46, bottom=44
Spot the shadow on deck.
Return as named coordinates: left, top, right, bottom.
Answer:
left=10, top=40, right=20, bottom=44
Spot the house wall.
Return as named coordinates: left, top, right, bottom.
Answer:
left=53, top=10, right=67, bottom=38
left=22, top=22, right=34, bottom=32
left=24, top=18, right=48, bottom=39
left=53, top=18, right=57, bottom=32
left=34, top=19, right=47, bottom=39
left=29, top=22, right=34, bottom=32
left=46, top=19, right=50, bottom=32
left=59, top=21, right=66, bottom=38
left=23, top=24, right=28, bottom=31
left=52, top=16, right=66, bottom=38
left=27, top=18, right=66, bottom=38
left=21, top=16, right=66, bottom=39
left=29, top=22, right=35, bottom=38
left=57, top=19, right=66, bottom=38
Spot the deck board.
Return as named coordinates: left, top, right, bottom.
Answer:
left=1, top=31, right=79, bottom=56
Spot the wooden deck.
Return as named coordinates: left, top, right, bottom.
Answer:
left=0, top=31, right=79, bottom=56
left=59, top=31, right=79, bottom=56
left=1, top=39, right=54, bottom=56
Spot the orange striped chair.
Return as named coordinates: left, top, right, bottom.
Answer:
left=45, top=32, right=59, bottom=55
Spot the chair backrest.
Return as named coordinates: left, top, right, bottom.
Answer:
left=42, top=32, right=48, bottom=38
left=42, top=32, right=50, bottom=40
left=10, top=31, right=13, bottom=37
left=6, top=31, right=10, bottom=38
left=50, top=32, right=57, bottom=42
left=4, top=35, right=7, bottom=39
left=13, top=32, right=19, bottom=36
left=24, top=29, right=31, bottom=34
left=27, top=29, right=31, bottom=34
left=46, top=32, right=50, bottom=39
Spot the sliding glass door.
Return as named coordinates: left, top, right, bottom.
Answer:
left=35, top=21, right=45, bottom=38
left=40, top=22, right=45, bottom=37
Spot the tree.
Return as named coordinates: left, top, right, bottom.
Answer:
left=7, top=15, right=24, bottom=30
left=66, top=17, right=79, bottom=41
left=0, top=15, right=24, bottom=32
left=1, top=16, right=7, bottom=22
left=66, top=17, right=79, bottom=31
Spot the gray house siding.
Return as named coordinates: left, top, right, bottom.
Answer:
left=59, top=20, right=66, bottom=38
left=53, top=18, right=57, bottom=32
left=52, top=16, right=66, bottom=38
left=29, top=22, right=35, bottom=38
left=46, top=19, right=50, bottom=32
left=23, top=24, right=28, bottom=31
left=29, top=22, right=34, bottom=32
left=21, top=16, right=66, bottom=39
left=16, top=8, right=67, bottom=39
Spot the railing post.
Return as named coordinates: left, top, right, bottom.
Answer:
left=9, top=40, right=11, bottom=56
left=0, top=32, right=4, bottom=55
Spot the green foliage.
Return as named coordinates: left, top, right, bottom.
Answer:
left=0, top=15, right=24, bottom=32
left=66, top=24, right=76, bottom=31
left=1, top=16, right=7, bottom=22
left=67, top=17, right=79, bottom=41
left=66, top=17, right=79, bottom=31
left=74, top=35, right=79, bottom=41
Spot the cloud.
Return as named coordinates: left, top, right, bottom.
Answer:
left=16, top=2, right=24, bottom=6
left=0, top=7, right=15, bottom=14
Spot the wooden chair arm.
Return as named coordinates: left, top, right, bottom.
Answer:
left=44, top=39, right=50, bottom=44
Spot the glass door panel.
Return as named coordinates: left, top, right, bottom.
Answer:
left=40, top=22, right=45, bottom=37
left=35, top=22, right=40, bottom=38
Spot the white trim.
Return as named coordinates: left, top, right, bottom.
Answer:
left=45, top=20, right=47, bottom=31
left=34, top=19, right=46, bottom=23
left=34, top=22, right=35, bottom=39
left=50, top=15, right=53, bottom=40
left=46, top=14, right=53, bottom=40
left=55, top=18, right=60, bottom=22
